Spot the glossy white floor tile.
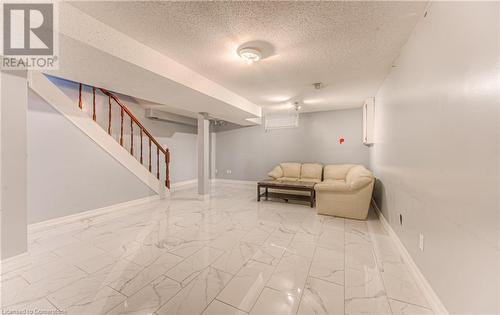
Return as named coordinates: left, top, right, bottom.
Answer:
left=202, top=300, right=247, bottom=315
left=217, top=260, right=275, bottom=312
left=250, top=287, right=300, bottom=315
left=107, top=275, right=181, bottom=315
left=297, top=277, right=344, bottom=315
left=0, top=183, right=432, bottom=315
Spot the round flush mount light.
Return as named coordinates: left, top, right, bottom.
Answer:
left=238, top=47, right=262, bottom=64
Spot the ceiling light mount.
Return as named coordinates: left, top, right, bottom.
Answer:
left=238, top=47, right=262, bottom=64
left=313, top=82, right=323, bottom=90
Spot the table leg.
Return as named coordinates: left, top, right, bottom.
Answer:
left=265, top=187, right=268, bottom=200
left=257, top=185, right=261, bottom=201
left=310, top=190, right=314, bottom=208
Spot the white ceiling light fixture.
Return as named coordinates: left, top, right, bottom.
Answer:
left=238, top=47, right=262, bottom=64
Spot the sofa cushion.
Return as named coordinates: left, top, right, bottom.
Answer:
left=280, top=162, right=301, bottom=178
left=267, top=165, right=283, bottom=179
left=323, top=164, right=355, bottom=180
left=300, top=163, right=323, bottom=181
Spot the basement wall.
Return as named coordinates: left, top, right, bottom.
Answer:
left=369, top=2, right=499, bottom=313
left=215, top=108, right=369, bottom=181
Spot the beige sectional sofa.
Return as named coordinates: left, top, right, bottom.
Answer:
left=267, top=162, right=374, bottom=220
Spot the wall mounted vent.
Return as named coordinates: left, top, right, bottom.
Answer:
left=264, top=112, right=299, bottom=131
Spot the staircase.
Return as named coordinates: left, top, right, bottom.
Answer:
left=29, top=72, right=170, bottom=195
left=77, top=83, right=171, bottom=189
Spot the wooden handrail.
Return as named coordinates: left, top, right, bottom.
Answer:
left=77, top=84, right=170, bottom=189
left=99, top=89, right=167, bottom=155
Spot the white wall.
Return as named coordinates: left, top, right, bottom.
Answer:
left=370, top=2, right=499, bottom=314
left=1, top=71, right=28, bottom=259
left=48, top=76, right=198, bottom=184
left=216, top=108, right=369, bottom=181
left=27, top=90, right=156, bottom=224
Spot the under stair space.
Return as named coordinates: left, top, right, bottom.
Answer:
left=77, top=83, right=171, bottom=189
left=28, top=72, right=170, bottom=196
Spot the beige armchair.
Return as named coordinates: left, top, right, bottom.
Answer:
left=314, top=164, right=374, bottom=220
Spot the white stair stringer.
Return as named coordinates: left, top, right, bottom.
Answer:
left=28, top=71, right=168, bottom=198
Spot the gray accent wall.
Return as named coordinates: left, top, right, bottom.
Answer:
left=215, top=108, right=369, bottom=181
left=27, top=90, right=156, bottom=224
left=369, top=2, right=499, bottom=314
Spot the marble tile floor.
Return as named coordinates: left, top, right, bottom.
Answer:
left=1, top=183, right=433, bottom=315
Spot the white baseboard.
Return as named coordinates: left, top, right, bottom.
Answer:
left=170, top=179, right=197, bottom=191
left=28, top=195, right=161, bottom=233
left=212, top=178, right=257, bottom=185
left=371, top=200, right=449, bottom=315
left=1, top=252, right=29, bottom=266
left=197, top=194, right=210, bottom=200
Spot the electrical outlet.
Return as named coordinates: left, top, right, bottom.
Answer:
left=419, top=233, right=424, bottom=251
left=215, top=169, right=218, bottom=174
left=226, top=169, right=232, bottom=174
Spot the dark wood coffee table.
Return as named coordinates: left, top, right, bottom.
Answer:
left=257, top=180, right=316, bottom=207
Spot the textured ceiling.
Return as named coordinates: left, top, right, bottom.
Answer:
left=72, top=1, right=427, bottom=113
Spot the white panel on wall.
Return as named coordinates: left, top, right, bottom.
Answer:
left=363, top=97, right=375, bottom=145
left=264, top=112, right=299, bottom=131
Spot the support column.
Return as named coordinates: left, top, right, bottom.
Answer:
left=197, top=113, right=210, bottom=196
left=1, top=71, right=28, bottom=259
left=209, top=132, right=216, bottom=180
